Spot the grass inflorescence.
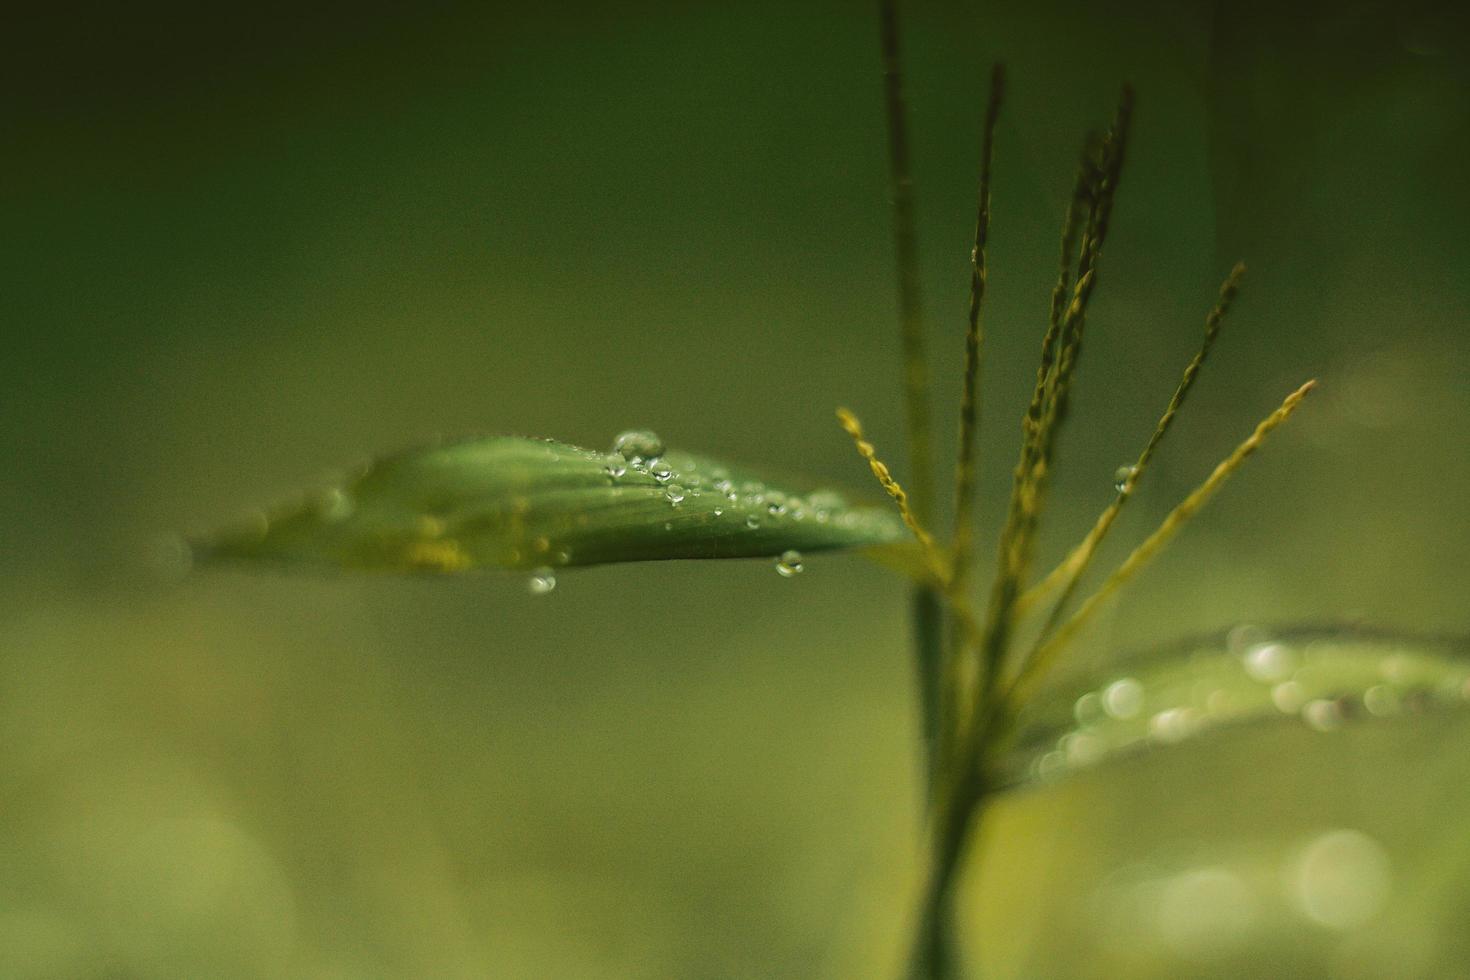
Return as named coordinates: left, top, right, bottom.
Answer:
left=859, top=2, right=1316, bottom=975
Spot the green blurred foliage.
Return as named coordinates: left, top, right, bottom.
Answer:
left=1, top=0, right=1467, bottom=976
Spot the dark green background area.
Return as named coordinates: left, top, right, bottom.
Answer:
left=2, top=1, right=1467, bottom=976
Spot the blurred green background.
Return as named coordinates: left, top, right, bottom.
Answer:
left=2, top=0, right=1468, bottom=976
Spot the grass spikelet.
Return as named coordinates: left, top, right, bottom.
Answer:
left=1010, top=379, right=1318, bottom=699
left=877, top=0, right=934, bottom=522
left=1017, top=262, right=1247, bottom=621
left=837, top=407, right=943, bottom=566
left=974, top=85, right=1134, bottom=706
left=950, top=63, right=1005, bottom=588
left=836, top=408, right=986, bottom=674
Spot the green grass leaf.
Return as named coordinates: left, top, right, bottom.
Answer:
left=998, top=628, right=1470, bottom=790
left=190, top=435, right=907, bottom=574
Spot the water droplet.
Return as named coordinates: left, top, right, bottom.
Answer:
left=1036, top=751, right=1067, bottom=780
left=1149, top=707, right=1195, bottom=743
left=649, top=460, right=674, bottom=484
left=1379, top=653, right=1414, bottom=684
left=604, top=461, right=627, bottom=479
left=1073, top=691, right=1104, bottom=725
left=713, top=506, right=725, bottom=517
left=1243, top=642, right=1296, bottom=682
left=745, top=515, right=761, bottom=529
left=1227, top=624, right=1268, bottom=655
left=1102, top=678, right=1144, bottom=720
left=527, top=567, right=557, bottom=596
left=1272, top=681, right=1306, bottom=714
left=1113, top=464, right=1138, bottom=493
left=1302, top=698, right=1344, bottom=732
left=1289, top=829, right=1392, bottom=930
left=1362, top=684, right=1399, bottom=717
left=613, top=430, right=664, bottom=462
left=1064, top=731, right=1105, bottom=767
left=775, top=550, right=804, bottom=577
left=664, top=484, right=685, bottom=505
left=807, top=490, right=844, bottom=510
left=767, top=501, right=786, bottom=517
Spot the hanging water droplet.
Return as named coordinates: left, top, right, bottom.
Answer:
left=650, top=460, right=674, bottom=484
left=613, top=430, right=664, bottom=462
left=775, top=549, right=804, bottom=577
left=527, top=566, right=557, bottom=596
left=1113, top=464, right=1138, bottom=493
left=665, top=484, right=686, bottom=505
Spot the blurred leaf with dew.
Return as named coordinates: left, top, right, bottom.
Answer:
left=997, top=627, right=1470, bottom=790
left=190, top=433, right=908, bottom=576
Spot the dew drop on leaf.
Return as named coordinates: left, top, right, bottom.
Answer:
left=612, top=430, right=664, bottom=462
left=1102, top=678, right=1144, bottom=719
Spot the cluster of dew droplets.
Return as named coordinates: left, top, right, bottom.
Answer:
left=612, top=429, right=665, bottom=465
left=1017, top=627, right=1470, bottom=784
left=592, top=427, right=900, bottom=580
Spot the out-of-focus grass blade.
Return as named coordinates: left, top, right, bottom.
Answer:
left=998, top=627, right=1470, bottom=789
left=191, top=435, right=907, bottom=574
